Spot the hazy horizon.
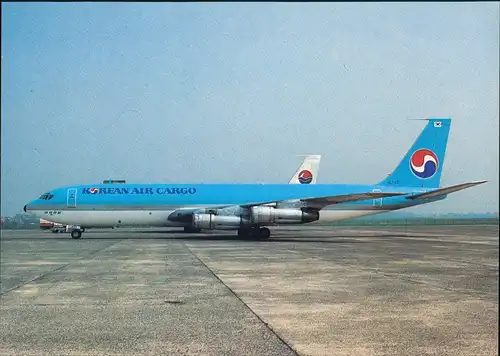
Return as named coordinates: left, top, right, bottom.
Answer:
left=2, top=2, right=499, bottom=216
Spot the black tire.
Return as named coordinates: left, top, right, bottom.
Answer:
left=238, top=227, right=270, bottom=240
left=184, top=227, right=201, bottom=233
left=71, top=230, right=82, bottom=239
left=258, top=227, right=271, bottom=239
left=237, top=228, right=252, bottom=238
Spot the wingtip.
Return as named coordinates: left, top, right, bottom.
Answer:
left=407, top=117, right=452, bottom=121
left=473, top=180, right=488, bottom=185
left=295, top=154, right=322, bottom=158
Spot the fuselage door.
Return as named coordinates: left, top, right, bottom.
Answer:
left=372, top=189, right=383, bottom=207
left=67, top=188, right=77, bottom=208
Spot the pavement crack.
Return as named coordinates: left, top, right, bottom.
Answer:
left=184, top=244, right=299, bottom=356
left=289, top=249, right=494, bottom=300
left=379, top=272, right=493, bottom=300
left=0, top=240, right=123, bottom=296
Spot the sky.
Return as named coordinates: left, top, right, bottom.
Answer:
left=1, top=2, right=499, bottom=216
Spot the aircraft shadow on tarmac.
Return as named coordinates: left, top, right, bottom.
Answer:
left=12, top=236, right=366, bottom=243
left=9, top=231, right=425, bottom=243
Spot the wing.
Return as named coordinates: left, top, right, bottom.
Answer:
left=167, top=191, right=406, bottom=221
left=241, top=191, right=406, bottom=208
left=406, top=180, right=487, bottom=200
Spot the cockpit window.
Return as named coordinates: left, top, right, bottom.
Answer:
left=39, top=193, right=54, bottom=200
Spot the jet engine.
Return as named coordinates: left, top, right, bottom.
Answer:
left=250, top=206, right=319, bottom=224
left=192, top=214, right=247, bottom=230
left=191, top=207, right=319, bottom=230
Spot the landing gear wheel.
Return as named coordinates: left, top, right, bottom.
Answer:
left=258, top=227, right=271, bottom=239
left=71, top=230, right=82, bottom=239
left=237, top=227, right=270, bottom=240
left=184, top=227, right=202, bottom=233
left=237, top=228, right=250, bottom=238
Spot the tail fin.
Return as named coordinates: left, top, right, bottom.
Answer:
left=289, top=155, right=321, bottom=184
left=378, top=118, right=451, bottom=188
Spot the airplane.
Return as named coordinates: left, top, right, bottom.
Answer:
left=24, top=118, right=487, bottom=240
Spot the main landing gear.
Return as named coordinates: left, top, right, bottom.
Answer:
left=237, top=227, right=271, bottom=240
left=184, top=227, right=202, bottom=233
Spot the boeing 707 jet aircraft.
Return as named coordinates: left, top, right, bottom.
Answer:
left=25, top=118, right=486, bottom=239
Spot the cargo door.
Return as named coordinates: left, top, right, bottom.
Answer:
left=67, top=188, right=77, bottom=208
left=372, top=189, right=383, bottom=207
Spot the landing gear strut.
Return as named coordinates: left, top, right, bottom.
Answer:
left=237, top=227, right=271, bottom=240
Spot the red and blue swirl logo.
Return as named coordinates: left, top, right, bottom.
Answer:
left=410, top=149, right=438, bottom=179
left=89, top=187, right=100, bottom=194
left=298, top=170, right=313, bottom=184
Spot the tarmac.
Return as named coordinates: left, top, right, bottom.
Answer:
left=0, top=225, right=498, bottom=356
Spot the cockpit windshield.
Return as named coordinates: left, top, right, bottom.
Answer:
left=39, top=193, right=54, bottom=200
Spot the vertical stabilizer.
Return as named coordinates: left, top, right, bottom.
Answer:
left=289, top=155, right=321, bottom=184
left=378, top=118, right=451, bottom=188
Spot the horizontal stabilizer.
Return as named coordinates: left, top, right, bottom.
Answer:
left=302, top=192, right=406, bottom=206
left=406, top=180, right=488, bottom=200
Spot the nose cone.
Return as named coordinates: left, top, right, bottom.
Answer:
left=24, top=201, right=35, bottom=213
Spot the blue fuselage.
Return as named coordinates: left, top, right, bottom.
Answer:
left=26, top=183, right=440, bottom=210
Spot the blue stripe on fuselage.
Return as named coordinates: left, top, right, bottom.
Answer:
left=28, top=183, right=441, bottom=210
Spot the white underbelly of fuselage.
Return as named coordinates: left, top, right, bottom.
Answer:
left=32, top=210, right=186, bottom=228
left=32, top=208, right=390, bottom=228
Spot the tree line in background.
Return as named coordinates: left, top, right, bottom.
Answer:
left=0, top=211, right=498, bottom=230
left=0, top=213, right=40, bottom=230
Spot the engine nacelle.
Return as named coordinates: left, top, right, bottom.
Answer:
left=192, top=214, right=246, bottom=230
left=250, top=207, right=319, bottom=224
